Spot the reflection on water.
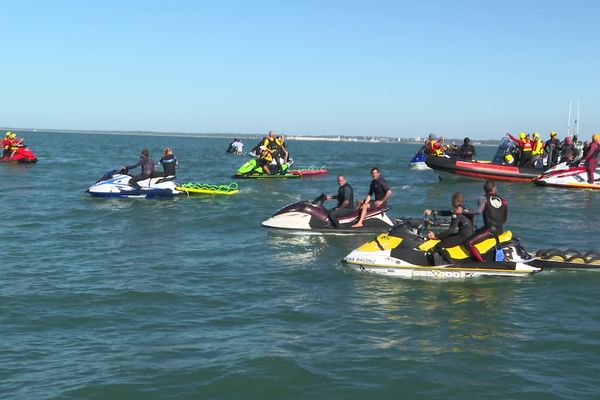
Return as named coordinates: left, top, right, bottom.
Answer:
left=347, top=276, right=530, bottom=354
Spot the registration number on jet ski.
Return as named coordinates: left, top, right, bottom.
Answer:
left=412, top=270, right=470, bottom=278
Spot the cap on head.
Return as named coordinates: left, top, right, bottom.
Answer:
left=533, top=132, right=540, bottom=139
left=550, top=131, right=557, bottom=137
left=464, top=137, right=470, bottom=143
left=428, top=133, right=436, bottom=140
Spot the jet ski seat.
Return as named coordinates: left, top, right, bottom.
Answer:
left=418, top=231, right=513, bottom=260
left=337, top=205, right=391, bottom=225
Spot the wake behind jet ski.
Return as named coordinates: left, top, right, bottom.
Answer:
left=86, top=170, right=180, bottom=198
left=342, top=224, right=539, bottom=279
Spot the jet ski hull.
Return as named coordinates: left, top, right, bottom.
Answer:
left=342, top=228, right=540, bottom=279
left=262, top=198, right=398, bottom=234
left=534, top=165, right=600, bottom=190
left=87, top=172, right=181, bottom=198
left=426, top=155, right=542, bottom=182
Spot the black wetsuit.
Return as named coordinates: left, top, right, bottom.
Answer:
left=125, top=157, right=155, bottom=189
left=545, top=138, right=562, bottom=167
left=434, top=212, right=474, bottom=263
left=328, top=183, right=354, bottom=227
left=158, top=155, right=177, bottom=177
left=466, top=194, right=508, bottom=262
left=458, top=144, right=476, bottom=160
left=368, top=177, right=391, bottom=205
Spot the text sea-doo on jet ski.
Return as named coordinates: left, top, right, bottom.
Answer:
left=534, top=162, right=600, bottom=190
left=86, top=170, right=181, bottom=198
left=262, top=194, right=450, bottom=234
left=343, top=223, right=539, bottom=279
left=0, top=147, right=38, bottom=163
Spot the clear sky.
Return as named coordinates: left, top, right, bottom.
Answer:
left=2, top=0, right=599, bottom=138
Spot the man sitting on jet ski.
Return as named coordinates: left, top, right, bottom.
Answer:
left=465, top=181, right=508, bottom=262
left=324, top=175, right=354, bottom=228
left=423, top=192, right=474, bottom=263
left=352, top=167, right=392, bottom=228
left=122, top=149, right=155, bottom=189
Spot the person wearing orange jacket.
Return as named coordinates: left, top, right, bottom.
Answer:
left=425, top=133, right=445, bottom=156
left=507, top=132, right=533, bottom=167
left=2, top=132, right=12, bottom=158
left=580, top=134, right=600, bottom=184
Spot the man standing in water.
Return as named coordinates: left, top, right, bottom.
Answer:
left=325, top=175, right=354, bottom=228
left=352, top=167, right=392, bottom=228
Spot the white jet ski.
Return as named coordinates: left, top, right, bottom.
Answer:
left=86, top=170, right=181, bottom=198
left=342, top=224, right=539, bottom=279
left=534, top=162, right=600, bottom=190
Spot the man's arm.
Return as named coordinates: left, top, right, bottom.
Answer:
left=374, top=189, right=392, bottom=207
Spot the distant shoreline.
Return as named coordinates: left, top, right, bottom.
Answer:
left=2, top=127, right=500, bottom=146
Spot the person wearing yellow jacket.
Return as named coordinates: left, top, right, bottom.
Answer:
left=531, top=132, right=545, bottom=168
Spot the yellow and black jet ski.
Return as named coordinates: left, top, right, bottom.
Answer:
left=343, top=224, right=540, bottom=279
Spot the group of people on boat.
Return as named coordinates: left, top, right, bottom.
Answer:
left=504, top=131, right=599, bottom=182
left=424, top=180, right=507, bottom=263
left=1, top=131, right=26, bottom=158
left=323, top=167, right=392, bottom=228
left=252, top=130, right=290, bottom=175
left=121, top=148, right=178, bottom=189
left=424, top=134, right=477, bottom=161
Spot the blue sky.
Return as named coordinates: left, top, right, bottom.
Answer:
left=2, top=0, right=599, bottom=138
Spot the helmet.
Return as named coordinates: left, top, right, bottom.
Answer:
left=550, top=131, right=557, bottom=137
left=5, top=131, right=11, bottom=137
left=259, top=145, right=267, bottom=151
left=464, top=137, right=470, bottom=143
left=519, top=132, right=527, bottom=139
left=10, top=133, right=16, bottom=138
left=504, top=154, right=514, bottom=163
left=428, top=133, right=436, bottom=140
left=594, top=134, right=600, bottom=142
left=533, top=132, right=540, bottom=139
left=565, top=136, right=573, bottom=144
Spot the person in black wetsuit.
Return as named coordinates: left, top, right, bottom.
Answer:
left=123, top=149, right=155, bottom=189
left=157, top=147, right=177, bottom=177
left=465, top=181, right=508, bottom=262
left=352, top=167, right=392, bottom=228
left=545, top=131, right=562, bottom=167
left=424, top=192, right=474, bottom=263
left=325, top=175, right=354, bottom=228
left=458, top=137, right=476, bottom=160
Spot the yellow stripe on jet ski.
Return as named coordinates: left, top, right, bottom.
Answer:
left=356, top=233, right=403, bottom=251
left=419, top=231, right=513, bottom=259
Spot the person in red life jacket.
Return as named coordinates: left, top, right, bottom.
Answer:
left=507, top=132, right=533, bottom=167
left=465, top=181, right=508, bottom=262
left=580, top=134, right=600, bottom=184
left=2, top=132, right=12, bottom=158
left=425, top=133, right=445, bottom=156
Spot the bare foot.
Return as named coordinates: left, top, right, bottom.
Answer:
left=351, top=223, right=363, bottom=228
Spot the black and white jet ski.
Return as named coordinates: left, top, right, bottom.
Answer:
left=262, top=194, right=451, bottom=234
left=343, top=224, right=539, bottom=279
left=86, top=170, right=181, bottom=198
